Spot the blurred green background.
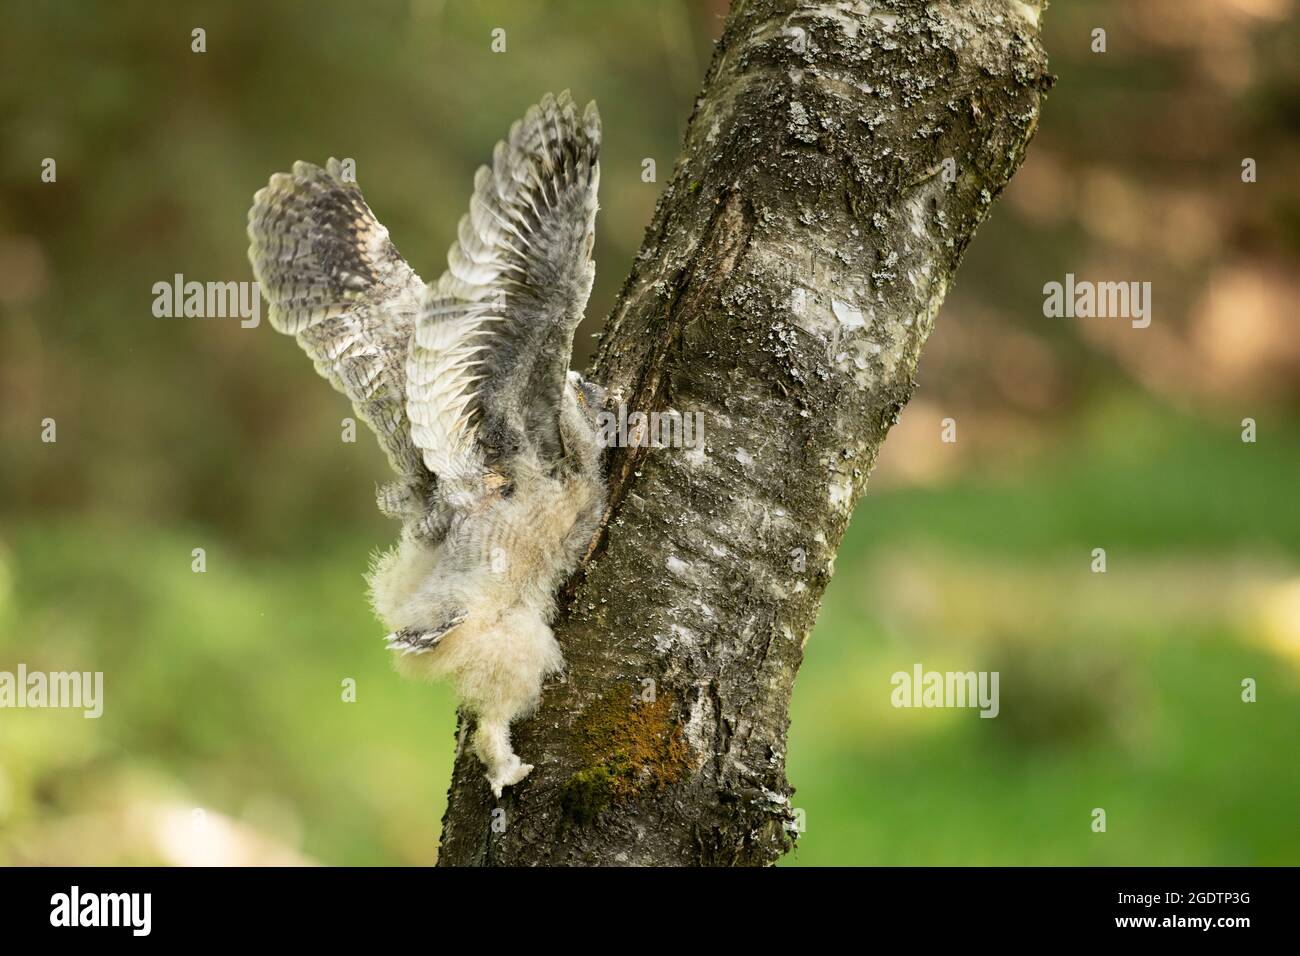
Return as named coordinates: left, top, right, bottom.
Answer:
left=1, top=0, right=1297, bottom=865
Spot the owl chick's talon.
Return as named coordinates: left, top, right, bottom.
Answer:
left=488, top=756, right=533, bottom=798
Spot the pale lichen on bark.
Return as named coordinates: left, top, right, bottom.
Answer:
left=437, top=0, right=1052, bottom=866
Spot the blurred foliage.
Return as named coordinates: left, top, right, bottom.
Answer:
left=1, top=0, right=1298, bottom=864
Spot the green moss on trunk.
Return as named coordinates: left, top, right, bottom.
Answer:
left=559, top=685, right=690, bottom=824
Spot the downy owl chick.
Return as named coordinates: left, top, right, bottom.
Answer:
left=247, top=92, right=607, bottom=796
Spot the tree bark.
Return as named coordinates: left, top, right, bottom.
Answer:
left=437, top=0, right=1052, bottom=866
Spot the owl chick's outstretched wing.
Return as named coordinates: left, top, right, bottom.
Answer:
left=247, top=158, right=428, bottom=483
left=247, top=92, right=601, bottom=511
left=406, top=91, right=601, bottom=490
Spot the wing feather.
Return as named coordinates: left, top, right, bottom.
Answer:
left=247, top=158, right=426, bottom=479
left=406, top=91, right=601, bottom=483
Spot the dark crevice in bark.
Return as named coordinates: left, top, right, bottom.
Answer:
left=581, top=189, right=755, bottom=573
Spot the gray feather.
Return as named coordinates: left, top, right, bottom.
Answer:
left=247, top=158, right=428, bottom=483
left=406, top=91, right=601, bottom=484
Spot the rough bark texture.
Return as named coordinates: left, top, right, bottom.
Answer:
left=437, top=0, right=1052, bottom=866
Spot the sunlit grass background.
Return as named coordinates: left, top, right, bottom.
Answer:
left=2, top=0, right=1298, bottom=864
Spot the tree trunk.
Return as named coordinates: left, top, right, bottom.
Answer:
left=437, top=0, right=1052, bottom=866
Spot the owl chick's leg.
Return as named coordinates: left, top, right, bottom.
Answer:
left=457, top=607, right=564, bottom=797
left=473, top=717, right=532, bottom=798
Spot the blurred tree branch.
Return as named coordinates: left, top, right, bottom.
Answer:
left=437, top=0, right=1052, bottom=866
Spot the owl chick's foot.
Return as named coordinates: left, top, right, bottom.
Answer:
left=487, top=754, right=533, bottom=798
left=473, top=718, right=534, bottom=798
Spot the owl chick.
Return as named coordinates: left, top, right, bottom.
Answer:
left=247, top=91, right=607, bottom=796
